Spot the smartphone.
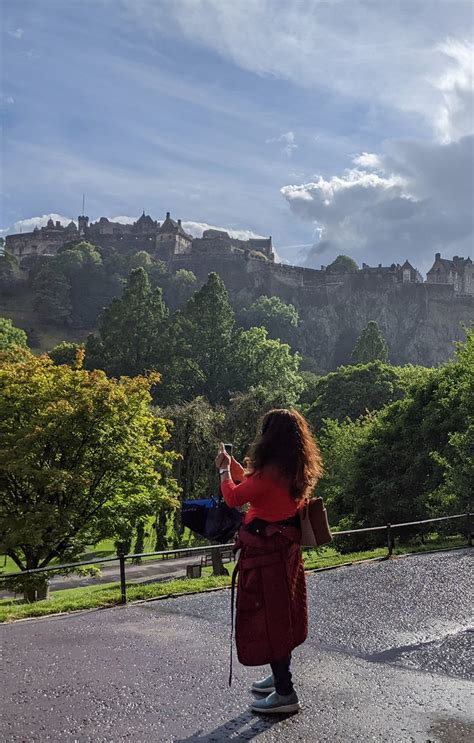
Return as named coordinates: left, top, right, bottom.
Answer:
left=224, top=443, right=233, bottom=456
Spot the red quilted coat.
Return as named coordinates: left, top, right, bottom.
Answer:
left=232, top=523, right=308, bottom=666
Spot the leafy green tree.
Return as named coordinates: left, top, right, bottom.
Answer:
left=158, top=397, right=225, bottom=546
left=30, top=242, right=123, bottom=330
left=170, top=269, right=198, bottom=310
left=224, top=386, right=299, bottom=460
left=433, top=426, right=474, bottom=516
left=306, top=361, right=430, bottom=429
left=165, top=273, right=234, bottom=404
left=32, top=264, right=72, bottom=325
left=317, top=414, right=377, bottom=527
left=0, top=253, right=19, bottom=296
left=243, top=295, right=299, bottom=344
left=56, top=241, right=102, bottom=276
left=430, top=328, right=474, bottom=514
left=0, top=317, right=27, bottom=350
left=228, top=326, right=303, bottom=402
left=298, top=371, right=321, bottom=408
left=57, top=242, right=122, bottom=328
left=326, top=255, right=358, bottom=273
left=351, top=320, right=389, bottom=364
left=0, top=349, right=179, bottom=600
left=86, top=267, right=168, bottom=377
left=48, top=341, right=84, bottom=366
left=345, top=328, right=473, bottom=528
left=129, top=250, right=153, bottom=270
left=159, top=397, right=224, bottom=503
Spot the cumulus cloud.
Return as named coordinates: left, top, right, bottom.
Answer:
left=9, top=28, right=24, bottom=39
left=282, top=133, right=474, bottom=272
left=179, top=220, right=265, bottom=241
left=266, top=131, right=298, bottom=157
left=0, top=213, right=73, bottom=237
left=280, top=37, right=474, bottom=274
left=352, top=153, right=382, bottom=169
left=108, top=215, right=136, bottom=224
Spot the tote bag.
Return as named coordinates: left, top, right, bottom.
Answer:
left=299, top=497, right=332, bottom=547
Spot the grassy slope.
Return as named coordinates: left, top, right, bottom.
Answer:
left=0, top=284, right=90, bottom=353
left=0, top=535, right=465, bottom=623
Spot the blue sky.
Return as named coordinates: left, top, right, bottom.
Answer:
left=1, top=0, right=473, bottom=271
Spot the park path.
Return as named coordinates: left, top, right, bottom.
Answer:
left=0, top=554, right=208, bottom=599
left=1, top=548, right=473, bottom=742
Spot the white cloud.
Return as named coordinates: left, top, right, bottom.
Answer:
left=95, top=216, right=270, bottom=240
left=9, top=28, right=24, bottom=39
left=266, top=131, right=298, bottom=157
left=120, top=0, right=473, bottom=137
left=434, top=38, right=474, bottom=143
left=279, top=31, right=474, bottom=273
left=181, top=221, right=267, bottom=241
left=0, top=213, right=73, bottom=237
left=108, top=215, right=136, bottom=224
left=281, top=133, right=474, bottom=273
left=352, top=152, right=382, bottom=169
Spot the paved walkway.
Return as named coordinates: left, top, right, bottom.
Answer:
left=0, top=554, right=218, bottom=598
left=1, top=549, right=473, bottom=742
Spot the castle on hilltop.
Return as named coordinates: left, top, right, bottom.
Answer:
left=5, top=211, right=274, bottom=264
left=5, top=211, right=474, bottom=296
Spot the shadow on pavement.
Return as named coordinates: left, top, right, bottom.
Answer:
left=174, top=709, right=291, bottom=742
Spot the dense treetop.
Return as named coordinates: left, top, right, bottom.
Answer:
left=0, top=348, right=178, bottom=598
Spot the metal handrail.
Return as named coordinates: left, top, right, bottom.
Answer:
left=0, top=512, right=470, bottom=598
left=0, top=543, right=235, bottom=580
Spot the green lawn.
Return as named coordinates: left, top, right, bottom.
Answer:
left=1, top=521, right=201, bottom=574
left=0, top=534, right=466, bottom=623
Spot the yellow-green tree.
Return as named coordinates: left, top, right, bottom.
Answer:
left=0, top=349, right=179, bottom=600
left=0, top=317, right=28, bottom=350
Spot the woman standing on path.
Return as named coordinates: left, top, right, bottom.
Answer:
left=215, top=408, right=323, bottom=714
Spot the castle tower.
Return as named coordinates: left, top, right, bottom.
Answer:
left=78, top=215, right=89, bottom=236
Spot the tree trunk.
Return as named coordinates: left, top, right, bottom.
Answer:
left=154, top=507, right=169, bottom=551
left=36, top=581, right=49, bottom=601
left=172, top=509, right=185, bottom=549
left=23, top=584, right=37, bottom=603
left=211, top=545, right=229, bottom=576
left=132, top=521, right=145, bottom=565
left=23, top=578, right=49, bottom=603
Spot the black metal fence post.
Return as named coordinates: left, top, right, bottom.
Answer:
left=467, top=513, right=472, bottom=547
left=119, top=553, right=127, bottom=604
left=386, top=523, right=394, bottom=556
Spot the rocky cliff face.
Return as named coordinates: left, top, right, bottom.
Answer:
left=297, top=282, right=472, bottom=371
left=172, top=253, right=474, bottom=372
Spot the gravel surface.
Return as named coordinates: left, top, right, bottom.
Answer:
left=1, top=549, right=473, bottom=742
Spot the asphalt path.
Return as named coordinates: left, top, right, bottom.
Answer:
left=0, top=555, right=212, bottom=599
left=1, top=549, right=472, bottom=742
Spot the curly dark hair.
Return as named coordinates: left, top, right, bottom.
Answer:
left=247, top=408, right=323, bottom=502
